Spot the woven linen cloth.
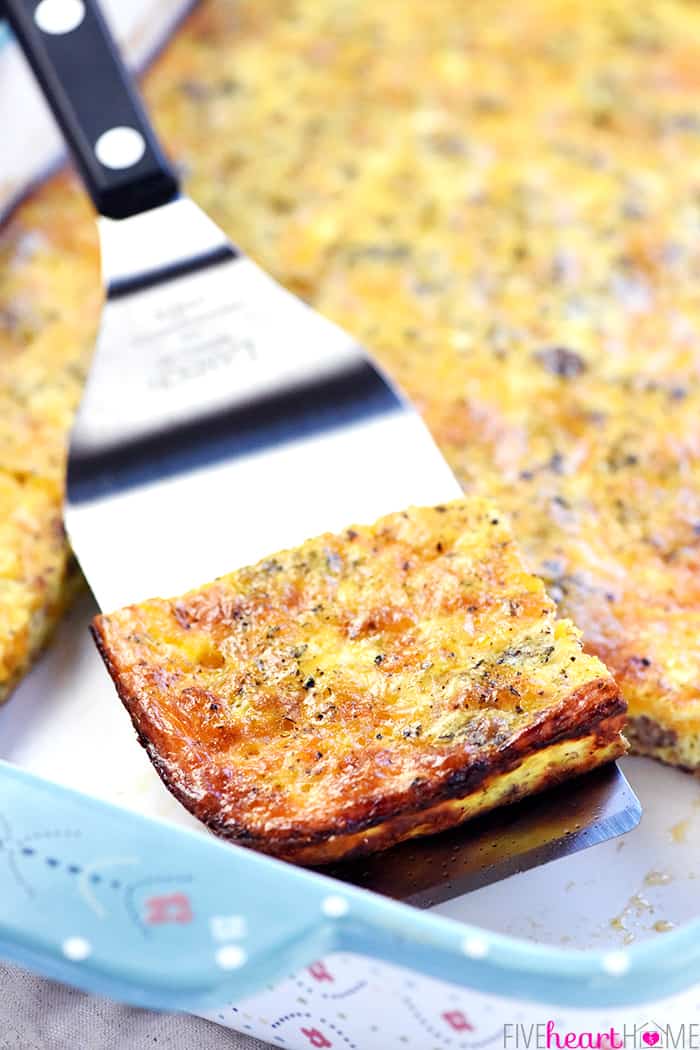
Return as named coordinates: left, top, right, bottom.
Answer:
left=0, top=964, right=268, bottom=1050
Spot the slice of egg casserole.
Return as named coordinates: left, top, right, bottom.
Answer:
left=92, top=499, right=626, bottom=864
left=3, top=0, right=696, bottom=772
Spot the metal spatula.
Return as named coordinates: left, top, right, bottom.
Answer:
left=4, top=0, right=639, bottom=904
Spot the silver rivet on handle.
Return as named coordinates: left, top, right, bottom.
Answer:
left=95, top=126, right=146, bottom=170
left=34, top=0, right=86, bottom=35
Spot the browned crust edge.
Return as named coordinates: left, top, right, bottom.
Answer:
left=297, top=720, right=626, bottom=865
left=92, top=617, right=626, bottom=862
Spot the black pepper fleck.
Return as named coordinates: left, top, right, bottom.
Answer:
left=534, top=345, right=587, bottom=378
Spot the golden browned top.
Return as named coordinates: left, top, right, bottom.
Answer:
left=0, top=474, right=70, bottom=696
left=93, top=499, right=622, bottom=853
left=2, top=0, right=700, bottom=746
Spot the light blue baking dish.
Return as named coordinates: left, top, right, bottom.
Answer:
left=4, top=761, right=700, bottom=1033
left=2, top=11, right=700, bottom=1049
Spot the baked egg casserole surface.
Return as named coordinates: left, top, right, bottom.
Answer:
left=92, top=500, right=626, bottom=863
left=1, top=0, right=699, bottom=768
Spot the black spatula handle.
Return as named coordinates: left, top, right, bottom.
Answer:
left=4, top=0, right=179, bottom=218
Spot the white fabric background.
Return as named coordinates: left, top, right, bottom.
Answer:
left=0, top=964, right=268, bottom=1049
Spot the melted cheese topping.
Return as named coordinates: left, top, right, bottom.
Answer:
left=0, top=474, right=75, bottom=699
left=1, top=0, right=699, bottom=760
left=93, top=500, right=624, bottom=860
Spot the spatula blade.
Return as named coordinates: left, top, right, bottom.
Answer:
left=66, top=202, right=460, bottom=612
left=327, top=763, right=641, bottom=906
left=64, top=198, right=636, bottom=904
